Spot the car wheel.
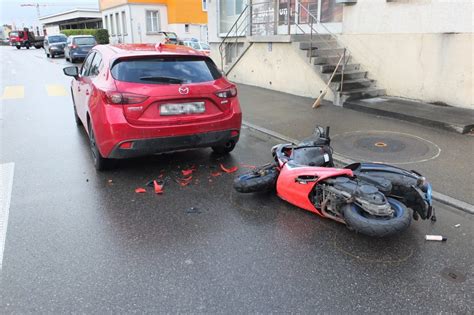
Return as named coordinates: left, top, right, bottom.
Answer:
left=212, top=141, right=236, bottom=154
left=16, top=46, right=21, bottom=50
left=51, top=53, right=54, bottom=58
left=88, top=123, right=113, bottom=171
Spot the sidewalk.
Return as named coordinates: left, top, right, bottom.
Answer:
left=237, top=83, right=474, bottom=205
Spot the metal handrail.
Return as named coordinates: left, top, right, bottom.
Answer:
left=294, top=0, right=350, bottom=92
left=219, top=4, right=251, bottom=70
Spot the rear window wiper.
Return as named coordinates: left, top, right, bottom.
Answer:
left=138, top=76, right=183, bottom=84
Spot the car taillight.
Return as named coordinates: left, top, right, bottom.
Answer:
left=103, top=91, right=148, bottom=105
left=215, top=87, right=237, bottom=98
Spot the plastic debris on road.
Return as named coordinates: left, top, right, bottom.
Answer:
left=220, top=163, right=238, bottom=173
left=135, top=188, right=147, bottom=193
left=182, top=169, right=194, bottom=176
left=154, top=180, right=164, bottom=194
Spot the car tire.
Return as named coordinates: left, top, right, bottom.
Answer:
left=16, top=46, right=21, bottom=50
left=212, top=141, right=236, bottom=154
left=51, top=53, right=54, bottom=58
left=88, top=123, right=114, bottom=171
left=343, top=198, right=412, bottom=238
left=25, top=42, right=30, bottom=49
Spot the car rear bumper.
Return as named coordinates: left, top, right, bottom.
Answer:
left=70, top=51, right=88, bottom=59
left=108, top=129, right=240, bottom=159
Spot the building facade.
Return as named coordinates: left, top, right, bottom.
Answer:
left=39, top=9, right=103, bottom=35
left=99, top=0, right=208, bottom=44
left=207, top=0, right=473, bottom=109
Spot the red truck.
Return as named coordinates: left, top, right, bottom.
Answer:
left=9, top=28, right=44, bottom=49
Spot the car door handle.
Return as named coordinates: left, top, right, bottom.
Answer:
left=85, top=90, right=90, bottom=95
left=77, top=86, right=81, bottom=92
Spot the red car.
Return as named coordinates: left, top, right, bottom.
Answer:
left=63, top=43, right=242, bottom=170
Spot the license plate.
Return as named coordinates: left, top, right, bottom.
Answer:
left=160, top=102, right=205, bottom=116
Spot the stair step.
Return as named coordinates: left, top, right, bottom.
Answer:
left=323, top=70, right=367, bottom=81
left=313, top=55, right=347, bottom=65
left=291, top=34, right=333, bottom=42
left=308, top=47, right=345, bottom=57
left=299, top=40, right=338, bottom=50
left=341, top=88, right=386, bottom=101
left=331, top=78, right=375, bottom=91
left=316, top=63, right=360, bottom=73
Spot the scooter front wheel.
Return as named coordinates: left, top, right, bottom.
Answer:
left=343, top=198, right=412, bottom=237
left=233, top=165, right=278, bottom=193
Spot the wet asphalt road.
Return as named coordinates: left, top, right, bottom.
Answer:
left=0, top=47, right=473, bottom=313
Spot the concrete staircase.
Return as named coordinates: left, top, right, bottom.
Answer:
left=292, top=34, right=385, bottom=105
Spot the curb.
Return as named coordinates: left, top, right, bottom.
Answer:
left=343, top=100, right=474, bottom=135
left=242, top=120, right=474, bottom=215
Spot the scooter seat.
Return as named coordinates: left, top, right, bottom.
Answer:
left=290, top=146, right=332, bottom=167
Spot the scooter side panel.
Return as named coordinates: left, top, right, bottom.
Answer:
left=276, top=164, right=353, bottom=215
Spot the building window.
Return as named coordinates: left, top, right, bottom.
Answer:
left=202, top=0, right=208, bottom=11
left=146, top=10, right=160, bottom=33
left=110, top=14, right=115, bottom=35
left=115, top=12, right=120, bottom=35
left=121, top=11, right=127, bottom=34
left=185, top=24, right=190, bottom=33
left=219, top=0, right=245, bottom=34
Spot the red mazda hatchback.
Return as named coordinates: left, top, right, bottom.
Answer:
left=63, top=43, right=242, bottom=170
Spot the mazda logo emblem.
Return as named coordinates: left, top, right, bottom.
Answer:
left=178, top=87, right=189, bottom=95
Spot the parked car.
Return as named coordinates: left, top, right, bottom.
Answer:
left=62, top=43, right=242, bottom=170
left=65, top=35, right=97, bottom=63
left=44, top=34, right=67, bottom=58
left=182, top=40, right=211, bottom=56
left=157, top=31, right=179, bottom=44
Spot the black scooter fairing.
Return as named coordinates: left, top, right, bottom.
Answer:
left=346, top=163, right=432, bottom=219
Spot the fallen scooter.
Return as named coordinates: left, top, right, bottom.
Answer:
left=234, top=126, right=434, bottom=237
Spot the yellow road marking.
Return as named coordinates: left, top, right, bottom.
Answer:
left=1, top=86, right=24, bottom=99
left=46, top=84, right=68, bottom=97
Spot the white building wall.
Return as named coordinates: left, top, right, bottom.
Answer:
left=207, top=0, right=473, bottom=108
left=45, top=25, right=60, bottom=35
left=342, top=0, right=473, bottom=34
left=102, top=3, right=168, bottom=44
left=168, top=24, right=207, bottom=42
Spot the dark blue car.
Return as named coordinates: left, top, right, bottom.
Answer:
left=65, top=35, right=97, bottom=63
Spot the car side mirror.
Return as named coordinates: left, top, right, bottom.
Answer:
left=63, top=66, right=79, bottom=79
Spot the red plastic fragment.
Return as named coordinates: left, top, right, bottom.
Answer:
left=154, top=180, right=164, bottom=194
left=211, top=171, right=222, bottom=177
left=179, top=176, right=193, bottom=187
left=220, top=164, right=238, bottom=173
left=135, top=188, right=146, bottom=193
left=182, top=169, right=193, bottom=176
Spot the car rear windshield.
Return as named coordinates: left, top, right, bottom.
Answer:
left=9, top=31, right=18, bottom=37
left=49, top=36, right=67, bottom=43
left=74, top=37, right=96, bottom=45
left=111, top=56, right=222, bottom=84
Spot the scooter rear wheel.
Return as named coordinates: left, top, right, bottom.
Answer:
left=343, top=198, right=412, bottom=237
left=233, top=166, right=278, bottom=193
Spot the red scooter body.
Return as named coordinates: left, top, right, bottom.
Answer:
left=276, top=164, right=353, bottom=216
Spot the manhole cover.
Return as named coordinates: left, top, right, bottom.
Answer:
left=332, top=131, right=441, bottom=164
left=440, top=267, right=467, bottom=283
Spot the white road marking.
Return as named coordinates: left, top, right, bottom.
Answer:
left=0, top=163, right=14, bottom=270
